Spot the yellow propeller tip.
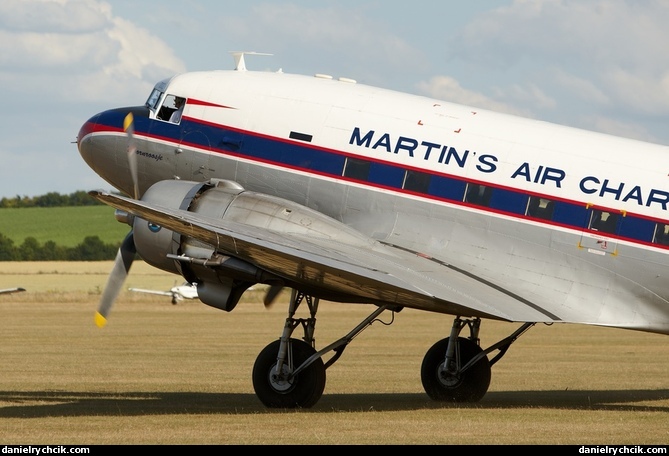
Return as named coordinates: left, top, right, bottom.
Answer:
left=123, top=113, right=134, bottom=132
left=94, top=312, right=108, bottom=328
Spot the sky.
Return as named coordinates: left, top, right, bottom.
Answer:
left=2, top=0, right=669, bottom=199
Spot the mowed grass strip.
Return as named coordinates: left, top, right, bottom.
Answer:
left=0, top=262, right=668, bottom=444
left=0, top=206, right=128, bottom=247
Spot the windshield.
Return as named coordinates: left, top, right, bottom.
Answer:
left=145, top=77, right=171, bottom=112
left=145, top=88, right=163, bottom=110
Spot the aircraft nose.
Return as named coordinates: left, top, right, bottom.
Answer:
left=77, top=106, right=150, bottom=198
left=77, top=113, right=101, bottom=167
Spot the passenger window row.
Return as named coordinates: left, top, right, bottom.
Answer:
left=177, top=125, right=669, bottom=248
left=341, top=158, right=669, bottom=246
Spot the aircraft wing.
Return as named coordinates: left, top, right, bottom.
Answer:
left=128, top=288, right=173, bottom=297
left=0, top=287, right=26, bottom=295
left=90, top=191, right=559, bottom=323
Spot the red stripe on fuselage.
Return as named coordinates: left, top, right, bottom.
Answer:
left=77, top=119, right=121, bottom=145
left=186, top=98, right=236, bottom=109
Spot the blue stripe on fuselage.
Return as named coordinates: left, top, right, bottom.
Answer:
left=93, top=110, right=668, bottom=250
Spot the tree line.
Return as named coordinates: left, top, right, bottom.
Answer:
left=0, top=233, right=119, bottom=261
left=0, top=190, right=118, bottom=260
left=0, top=191, right=104, bottom=208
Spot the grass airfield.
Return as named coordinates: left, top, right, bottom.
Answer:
left=1, top=261, right=668, bottom=445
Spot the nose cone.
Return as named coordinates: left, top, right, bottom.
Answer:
left=77, top=111, right=122, bottom=190
left=77, top=113, right=102, bottom=170
left=76, top=106, right=148, bottom=197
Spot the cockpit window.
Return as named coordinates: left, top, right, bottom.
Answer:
left=145, top=88, right=163, bottom=110
left=157, top=94, right=186, bottom=124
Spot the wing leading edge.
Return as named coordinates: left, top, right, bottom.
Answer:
left=89, top=190, right=559, bottom=323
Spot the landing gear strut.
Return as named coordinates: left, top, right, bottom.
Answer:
left=251, top=290, right=534, bottom=408
left=252, top=337, right=326, bottom=408
left=252, top=290, right=323, bottom=408
left=421, top=316, right=535, bottom=402
left=252, top=289, right=392, bottom=408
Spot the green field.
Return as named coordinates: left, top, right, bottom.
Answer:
left=0, top=206, right=129, bottom=247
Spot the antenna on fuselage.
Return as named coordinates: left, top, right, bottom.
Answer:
left=230, top=51, right=273, bottom=71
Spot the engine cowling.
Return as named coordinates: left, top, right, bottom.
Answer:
left=127, top=179, right=261, bottom=311
left=125, top=178, right=371, bottom=311
left=131, top=179, right=238, bottom=276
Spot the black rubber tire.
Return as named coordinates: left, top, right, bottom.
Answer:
left=252, top=338, right=326, bottom=408
left=420, top=336, right=491, bottom=402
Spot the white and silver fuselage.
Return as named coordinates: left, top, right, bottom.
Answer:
left=78, top=69, right=669, bottom=334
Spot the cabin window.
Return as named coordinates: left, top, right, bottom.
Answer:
left=464, top=184, right=493, bottom=207
left=589, top=209, right=619, bottom=234
left=343, top=158, right=370, bottom=180
left=527, top=197, right=555, bottom=220
left=653, top=223, right=669, bottom=245
left=403, top=170, right=431, bottom=193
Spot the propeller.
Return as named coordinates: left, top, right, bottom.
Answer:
left=95, top=112, right=140, bottom=327
left=263, top=285, right=284, bottom=308
left=124, top=112, right=139, bottom=199
left=95, top=232, right=136, bottom=327
left=170, top=280, right=179, bottom=305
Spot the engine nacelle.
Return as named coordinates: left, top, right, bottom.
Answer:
left=131, top=179, right=238, bottom=276
left=129, top=178, right=369, bottom=311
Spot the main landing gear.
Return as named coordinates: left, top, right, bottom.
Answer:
left=420, top=317, right=534, bottom=402
left=251, top=290, right=535, bottom=408
left=252, top=289, right=393, bottom=408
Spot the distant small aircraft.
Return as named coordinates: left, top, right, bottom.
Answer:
left=0, top=288, right=26, bottom=295
left=128, top=282, right=198, bottom=305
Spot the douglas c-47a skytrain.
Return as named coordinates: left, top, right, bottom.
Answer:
left=77, top=52, right=669, bottom=408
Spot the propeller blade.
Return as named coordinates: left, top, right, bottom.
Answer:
left=263, top=285, right=284, bottom=308
left=95, top=231, right=136, bottom=328
left=123, top=112, right=139, bottom=199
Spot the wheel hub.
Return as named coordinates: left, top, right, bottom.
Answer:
left=437, top=363, right=461, bottom=387
left=269, top=363, right=294, bottom=392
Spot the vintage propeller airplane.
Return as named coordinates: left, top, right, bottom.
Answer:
left=77, top=52, right=669, bottom=408
left=0, top=288, right=26, bottom=295
left=129, top=282, right=198, bottom=305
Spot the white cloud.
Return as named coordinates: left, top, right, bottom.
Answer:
left=454, top=0, right=669, bottom=70
left=552, top=70, right=610, bottom=106
left=0, top=29, right=117, bottom=71
left=445, top=0, right=669, bottom=140
left=584, top=114, right=656, bottom=143
left=0, top=0, right=188, bottom=199
left=223, top=2, right=428, bottom=81
left=417, top=75, right=531, bottom=117
left=603, top=68, right=669, bottom=115
left=0, top=0, right=110, bottom=33
left=1, top=1, right=668, bottom=198
left=0, top=0, right=186, bottom=103
left=493, top=83, right=557, bottom=111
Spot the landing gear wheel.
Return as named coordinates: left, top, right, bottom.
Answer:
left=421, top=336, right=491, bottom=402
left=252, top=338, right=326, bottom=408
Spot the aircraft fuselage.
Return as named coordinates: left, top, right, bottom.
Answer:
left=78, top=68, right=669, bottom=334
